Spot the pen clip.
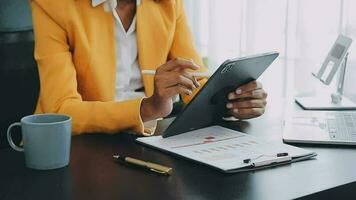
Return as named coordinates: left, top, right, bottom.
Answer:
left=150, top=168, right=169, bottom=175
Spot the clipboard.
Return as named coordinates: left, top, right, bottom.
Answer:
left=136, top=126, right=317, bottom=173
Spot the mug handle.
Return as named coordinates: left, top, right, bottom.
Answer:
left=7, top=122, right=24, bottom=152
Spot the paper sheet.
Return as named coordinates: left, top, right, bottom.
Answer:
left=137, top=126, right=314, bottom=171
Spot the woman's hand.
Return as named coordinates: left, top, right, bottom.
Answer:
left=226, top=81, right=267, bottom=119
left=141, top=58, right=200, bottom=122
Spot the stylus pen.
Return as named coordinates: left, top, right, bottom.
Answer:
left=142, top=70, right=212, bottom=77
left=113, top=154, right=173, bottom=176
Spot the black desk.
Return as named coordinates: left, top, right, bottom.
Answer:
left=1, top=102, right=356, bottom=200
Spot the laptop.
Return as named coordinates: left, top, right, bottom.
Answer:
left=283, top=110, right=356, bottom=145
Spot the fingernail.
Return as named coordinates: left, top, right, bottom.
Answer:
left=226, top=103, right=233, bottom=109
left=228, top=93, right=235, bottom=100
left=189, top=59, right=199, bottom=68
left=233, top=109, right=239, bottom=113
left=236, top=89, right=242, bottom=94
left=252, top=90, right=258, bottom=96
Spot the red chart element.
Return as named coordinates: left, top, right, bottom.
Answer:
left=205, top=136, right=215, bottom=140
left=204, top=136, right=215, bottom=143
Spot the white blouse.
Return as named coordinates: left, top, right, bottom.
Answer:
left=92, top=0, right=144, bottom=102
left=92, top=0, right=156, bottom=135
left=112, top=8, right=145, bottom=101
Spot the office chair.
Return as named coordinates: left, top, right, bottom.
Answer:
left=0, top=0, right=40, bottom=148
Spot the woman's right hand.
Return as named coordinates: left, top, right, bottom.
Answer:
left=141, top=58, right=201, bottom=122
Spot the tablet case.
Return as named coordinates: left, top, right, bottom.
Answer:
left=162, top=52, right=279, bottom=138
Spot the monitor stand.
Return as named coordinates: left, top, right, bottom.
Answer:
left=296, top=51, right=356, bottom=110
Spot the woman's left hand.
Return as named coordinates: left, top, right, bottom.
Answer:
left=226, top=81, right=267, bottom=119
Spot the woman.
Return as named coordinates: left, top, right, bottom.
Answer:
left=31, top=0, right=267, bottom=135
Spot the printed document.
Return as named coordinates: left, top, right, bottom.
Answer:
left=136, top=126, right=316, bottom=172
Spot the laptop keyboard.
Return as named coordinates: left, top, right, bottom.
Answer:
left=327, top=113, right=356, bottom=141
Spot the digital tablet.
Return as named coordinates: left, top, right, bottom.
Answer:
left=162, top=52, right=279, bottom=138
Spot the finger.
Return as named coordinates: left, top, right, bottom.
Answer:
left=159, top=58, right=200, bottom=72
left=193, top=77, right=200, bottom=88
left=235, top=81, right=262, bottom=95
left=229, top=108, right=265, bottom=119
left=155, top=70, right=197, bottom=91
left=166, top=73, right=196, bottom=91
left=228, top=89, right=267, bottom=100
left=164, top=85, right=192, bottom=98
left=181, top=71, right=200, bottom=88
left=226, top=99, right=267, bottom=109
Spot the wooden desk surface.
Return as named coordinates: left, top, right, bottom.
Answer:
left=1, top=102, right=356, bottom=200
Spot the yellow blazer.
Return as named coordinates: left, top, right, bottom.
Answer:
left=31, top=0, right=207, bottom=135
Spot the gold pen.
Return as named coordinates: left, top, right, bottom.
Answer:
left=113, top=154, right=173, bottom=176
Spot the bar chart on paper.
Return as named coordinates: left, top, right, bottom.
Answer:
left=168, top=131, right=261, bottom=161
left=136, top=126, right=315, bottom=172
left=162, top=127, right=294, bottom=167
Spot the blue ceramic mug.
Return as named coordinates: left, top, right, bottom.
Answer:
left=7, top=114, right=72, bottom=170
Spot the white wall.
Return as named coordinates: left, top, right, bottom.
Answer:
left=184, top=0, right=356, bottom=102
